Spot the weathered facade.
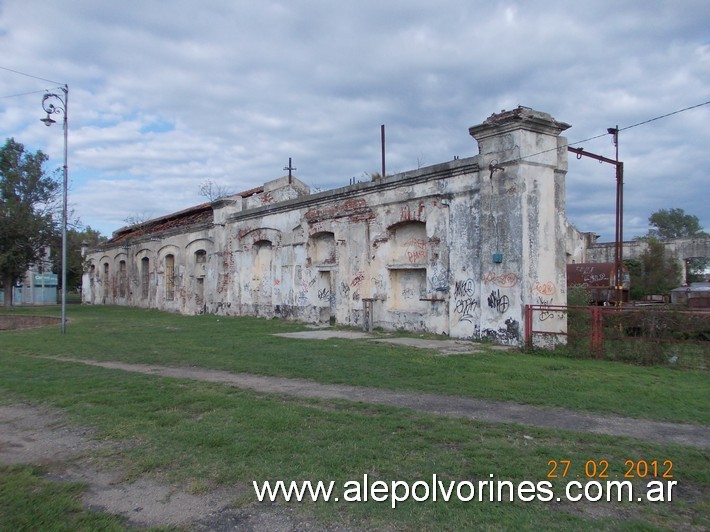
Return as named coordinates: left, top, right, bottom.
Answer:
left=83, top=107, right=571, bottom=345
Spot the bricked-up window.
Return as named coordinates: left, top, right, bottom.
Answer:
left=165, top=254, right=175, bottom=301
left=141, top=257, right=149, bottom=299
left=118, top=260, right=127, bottom=298
left=308, top=232, right=336, bottom=265
left=103, top=262, right=109, bottom=299
left=391, top=221, right=427, bottom=265
left=195, top=249, right=206, bottom=264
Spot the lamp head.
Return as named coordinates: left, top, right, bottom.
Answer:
left=41, top=114, right=56, bottom=126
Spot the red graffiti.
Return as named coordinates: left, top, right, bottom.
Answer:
left=350, top=271, right=365, bottom=287
left=405, top=238, right=427, bottom=263
left=400, top=202, right=425, bottom=222
left=532, top=281, right=556, bottom=296
left=483, top=272, right=519, bottom=288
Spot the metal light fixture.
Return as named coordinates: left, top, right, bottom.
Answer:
left=40, top=114, right=56, bottom=126
left=40, top=85, right=69, bottom=333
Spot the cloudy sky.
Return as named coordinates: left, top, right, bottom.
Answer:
left=1, top=0, right=708, bottom=241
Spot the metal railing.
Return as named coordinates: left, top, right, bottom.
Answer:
left=525, top=305, right=710, bottom=368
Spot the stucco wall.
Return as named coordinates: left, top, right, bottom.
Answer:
left=83, top=107, right=571, bottom=346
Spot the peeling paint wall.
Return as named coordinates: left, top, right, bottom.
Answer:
left=83, top=107, right=571, bottom=346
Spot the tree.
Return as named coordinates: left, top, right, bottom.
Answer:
left=647, top=208, right=706, bottom=240
left=0, top=138, right=59, bottom=307
left=632, top=238, right=682, bottom=297
left=51, top=225, right=105, bottom=293
left=123, top=212, right=153, bottom=227
left=645, top=208, right=708, bottom=284
left=198, top=180, right=233, bottom=202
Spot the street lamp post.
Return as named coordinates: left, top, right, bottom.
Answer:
left=41, top=84, right=69, bottom=334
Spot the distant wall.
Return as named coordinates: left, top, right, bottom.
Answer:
left=587, top=237, right=710, bottom=282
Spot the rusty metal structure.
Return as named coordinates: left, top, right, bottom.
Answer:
left=567, top=262, right=630, bottom=304
left=568, top=129, right=624, bottom=306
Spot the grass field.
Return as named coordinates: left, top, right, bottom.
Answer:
left=0, top=305, right=708, bottom=530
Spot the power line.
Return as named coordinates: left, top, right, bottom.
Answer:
left=0, top=65, right=64, bottom=85
left=619, top=100, right=710, bottom=132
left=518, top=99, right=710, bottom=163
left=0, top=89, right=50, bottom=100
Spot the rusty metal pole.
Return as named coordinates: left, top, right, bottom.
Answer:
left=617, top=162, right=624, bottom=304
left=381, top=124, right=386, bottom=178
left=569, top=137, right=625, bottom=306
left=608, top=126, right=623, bottom=306
left=524, top=305, right=533, bottom=349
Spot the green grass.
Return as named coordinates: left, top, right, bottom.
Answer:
left=0, top=305, right=708, bottom=424
left=0, top=305, right=708, bottom=530
left=0, top=464, right=126, bottom=531
left=0, top=354, right=707, bottom=530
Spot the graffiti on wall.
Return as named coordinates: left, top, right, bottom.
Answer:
left=430, top=266, right=449, bottom=292
left=405, top=238, right=427, bottom=263
left=318, top=288, right=334, bottom=303
left=532, top=281, right=556, bottom=296
left=482, top=318, right=519, bottom=343
left=453, top=278, right=479, bottom=323
left=400, top=203, right=425, bottom=222
left=487, top=289, right=510, bottom=314
left=454, top=297, right=479, bottom=323
left=401, top=287, right=416, bottom=299
left=350, top=271, right=365, bottom=287
left=537, top=296, right=564, bottom=321
left=454, top=278, right=475, bottom=298
left=483, top=272, right=519, bottom=288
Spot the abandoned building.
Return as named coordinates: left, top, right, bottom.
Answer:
left=82, top=106, right=573, bottom=346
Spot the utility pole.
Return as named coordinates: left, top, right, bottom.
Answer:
left=381, top=124, right=386, bottom=178
left=568, top=136, right=625, bottom=305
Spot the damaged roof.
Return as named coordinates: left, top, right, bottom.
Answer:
left=106, top=185, right=264, bottom=244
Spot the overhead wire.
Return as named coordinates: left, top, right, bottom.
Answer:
left=0, top=65, right=64, bottom=85
left=619, top=100, right=710, bottom=132
left=0, top=66, right=65, bottom=101
left=516, top=99, right=710, bottom=163
left=0, top=89, right=51, bottom=99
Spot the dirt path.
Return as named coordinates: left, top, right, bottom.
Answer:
left=0, top=403, right=336, bottom=530
left=3, top=348, right=708, bottom=529
left=43, top=356, right=710, bottom=450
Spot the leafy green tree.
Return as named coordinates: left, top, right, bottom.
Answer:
left=642, top=208, right=708, bottom=286
left=624, top=259, right=645, bottom=300
left=0, top=138, right=59, bottom=307
left=648, top=208, right=706, bottom=240
left=51, top=225, right=105, bottom=293
left=635, top=238, right=682, bottom=296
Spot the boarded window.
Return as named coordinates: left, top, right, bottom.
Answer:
left=194, top=249, right=207, bottom=279
left=389, top=268, right=427, bottom=311
left=253, top=240, right=272, bottom=303
left=118, top=260, right=127, bottom=298
left=308, top=232, right=336, bottom=265
left=103, top=263, right=109, bottom=299
left=391, top=221, right=427, bottom=265
left=141, top=257, right=149, bottom=299
left=165, top=254, right=175, bottom=301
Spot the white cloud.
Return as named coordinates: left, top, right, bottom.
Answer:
left=1, top=0, right=708, bottom=239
